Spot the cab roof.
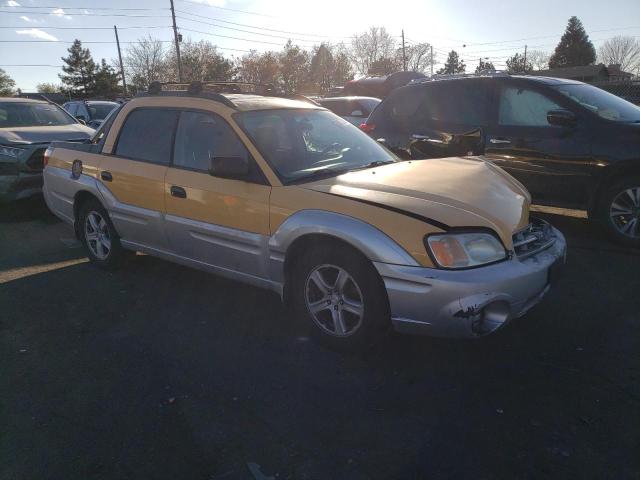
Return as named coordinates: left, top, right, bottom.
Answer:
left=0, top=97, right=48, bottom=104
left=223, top=94, right=323, bottom=111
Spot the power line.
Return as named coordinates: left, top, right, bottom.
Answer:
left=176, top=0, right=275, bottom=18
left=176, top=9, right=347, bottom=39
left=0, top=9, right=169, bottom=17
left=176, top=15, right=325, bottom=44
left=178, top=26, right=285, bottom=47
left=0, top=25, right=172, bottom=30
left=0, top=5, right=169, bottom=10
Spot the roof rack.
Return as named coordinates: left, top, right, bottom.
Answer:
left=409, top=70, right=511, bottom=84
left=141, top=81, right=320, bottom=108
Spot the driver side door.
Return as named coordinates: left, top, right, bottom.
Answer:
left=484, top=82, right=593, bottom=208
left=164, top=110, right=271, bottom=278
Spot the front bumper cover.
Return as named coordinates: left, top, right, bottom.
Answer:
left=375, top=224, right=567, bottom=338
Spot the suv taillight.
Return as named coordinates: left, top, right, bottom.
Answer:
left=43, top=146, right=53, bottom=167
left=359, top=123, right=376, bottom=133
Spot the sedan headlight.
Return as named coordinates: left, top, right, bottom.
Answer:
left=0, top=145, right=24, bottom=158
left=426, top=232, right=507, bottom=269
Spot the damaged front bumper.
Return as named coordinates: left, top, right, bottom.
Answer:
left=375, top=225, right=566, bottom=338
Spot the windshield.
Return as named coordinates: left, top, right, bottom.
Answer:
left=88, top=103, right=118, bottom=121
left=552, top=84, right=640, bottom=123
left=0, top=102, right=76, bottom=128
left=235, top=109, right=396, bottom=183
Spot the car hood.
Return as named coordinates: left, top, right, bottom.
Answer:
left=301, top=157, right=531, bottom=247
left=0, top=124, right=94, bottom=145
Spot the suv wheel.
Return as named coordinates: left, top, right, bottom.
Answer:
left=292, top=242, right=389, bottom=351
left=78, top=199, right=125, bottom=269
left=599, top=176, right=640, bottom=247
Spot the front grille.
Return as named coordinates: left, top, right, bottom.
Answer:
left=512, top=217, right=556, bottom=258
left=25, top=148, right=46, bottom=171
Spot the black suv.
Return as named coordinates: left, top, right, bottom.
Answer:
left=362, top=74, right=640, bottom=246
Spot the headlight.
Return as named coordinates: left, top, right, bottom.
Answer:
left=426, top=232, right=507, bottom=269
left=0, top=145, right=24, bottom=158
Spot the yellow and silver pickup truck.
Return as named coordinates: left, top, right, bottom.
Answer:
left=43, top=82, right=566, bottom=350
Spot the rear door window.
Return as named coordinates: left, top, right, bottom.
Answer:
left=115, top=108, right=179, bottom=164
left=426, top=81, right=491, bottom=126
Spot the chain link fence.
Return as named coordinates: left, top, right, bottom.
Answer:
left=592, top=79, right=640, bottom=105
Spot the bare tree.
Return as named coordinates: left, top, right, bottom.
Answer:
left=403, top=42, right=435, bottom=73
left=350, top=27, right=397, bottom=75
left=236, top=50, right=280, bottom=85
left=598, top=36, right=640, bottom=72
left=124, top=36, right=167, bottom=90
left=528, top=50, right=550, bottom=70
left=165, top=39, right=236, bottom=82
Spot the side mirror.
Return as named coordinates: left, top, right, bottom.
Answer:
left=209, top=156, right=249, bottom=180
left=547, top=109, right=576, bottom=127
left=350, top=110, right=364, bottom=117
left=76, top=115, right=87, bottom=124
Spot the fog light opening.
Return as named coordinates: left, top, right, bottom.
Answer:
left=471, top=301, right=510, bottom=335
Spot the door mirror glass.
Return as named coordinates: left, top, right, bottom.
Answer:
left=209, top=156, right=249, bottom=180
left=547, top=109, right=577, bottom=127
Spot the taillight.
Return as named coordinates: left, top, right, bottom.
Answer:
left=359, top=123, right=376, bottom=133
left=43, top=146, right=52, bottom=167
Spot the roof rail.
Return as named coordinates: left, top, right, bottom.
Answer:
left=141, top=80, right=320, bottom=107
left=142, top=81, right=238, bottom=109
left=409, top=70, right=510, bottom=84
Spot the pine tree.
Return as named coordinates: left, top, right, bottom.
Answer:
left=475, top=59, right=495, bottom=74
left=437, top=51, right=465, bottom=74
left=0, top=68, right=16, bottom=95
left=506, top=53, right=532, bottom=74
left=93, top=59, right=121, bottom=98
left=59, top=39, right=96, bottom=96
left=548, top=16, right=596, bottom=68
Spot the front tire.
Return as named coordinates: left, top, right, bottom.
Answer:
left=78, top=199, right=125, bottom=269
left=599, top=176, right=640, bottom=248
left=291, top=242, right=390, bottom=351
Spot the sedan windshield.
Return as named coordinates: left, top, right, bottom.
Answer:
left=0, top=102, right=76, bottom=128
left=235, top=109, right=396, bottom=183
left=552, top=84, right=640, bottom=123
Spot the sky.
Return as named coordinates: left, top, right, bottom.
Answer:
left=1, top=0, right=639, bottom=91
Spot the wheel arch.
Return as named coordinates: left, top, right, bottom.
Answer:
left=589, top=161, right=640, bottom=217
left=73, top=190, right=103, bottom=239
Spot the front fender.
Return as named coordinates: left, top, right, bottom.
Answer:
left=268, top=209, right=419, bottom=284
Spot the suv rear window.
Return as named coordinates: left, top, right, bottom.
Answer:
left=115, top=108, right=178, bottom=164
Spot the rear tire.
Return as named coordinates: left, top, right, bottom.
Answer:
left=598, top=176, right=640, bottom=248
left=291, top=241, right=390, bottom=352
left=78, top=199, right=125, bottom=269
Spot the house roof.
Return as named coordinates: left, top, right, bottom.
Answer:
left=530, top=64, right=609, bottom=80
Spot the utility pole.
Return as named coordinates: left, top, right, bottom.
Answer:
left=524, top=44, right=528, bottom=72
left=430, top=45, right=434, bottom=76
left=401, top=30, right=407, bottom=71
left=114, top=25, right=127, bottom=96
left=169, top=0, right=183, bottom=82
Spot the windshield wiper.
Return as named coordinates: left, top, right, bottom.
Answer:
left=346, top=160, right=396, bottom=172
left=290, top=166, right=352, bottom=184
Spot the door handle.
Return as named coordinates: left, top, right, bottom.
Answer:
left=170, top=185, right=187, bottom=199
left=489, top=138, right=511, bottom=144
left=412, top=134, right=444, bottom=144
left=100, top=171, right=112, bottom=182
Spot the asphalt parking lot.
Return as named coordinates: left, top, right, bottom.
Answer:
left=1, top=197, right=639, bottom=480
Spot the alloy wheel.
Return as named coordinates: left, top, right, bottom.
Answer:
left=305, top=264, right=364, bottom=337
left=84, top=211, right=111, bottom=260
left=609, top=186, right=640, bottom=238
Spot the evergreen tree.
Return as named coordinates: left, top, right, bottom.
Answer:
left=59, top=39, right=96, bottom=96
left=0, top=68, right=16, bottom=95
left=93, top=59, right=121, bottom=98
left=475, top=59, right=495, bottom=73
left=506, top=53, right=533, bottom=74
left=437, top=51, right=465, bottom=74
left=549, top=16, right=596, bottom=68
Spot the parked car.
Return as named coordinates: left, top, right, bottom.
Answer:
left=0, top=97, right=94, bottom=202
left=63, top=100, right=119, bottom=129
left=361, top=73, right=640, bottom=246
left=317, top=96, right=381, bottom=126
left=43, top=82, right=565, bottom=350
left=343, top=71, right=426, bottom=98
